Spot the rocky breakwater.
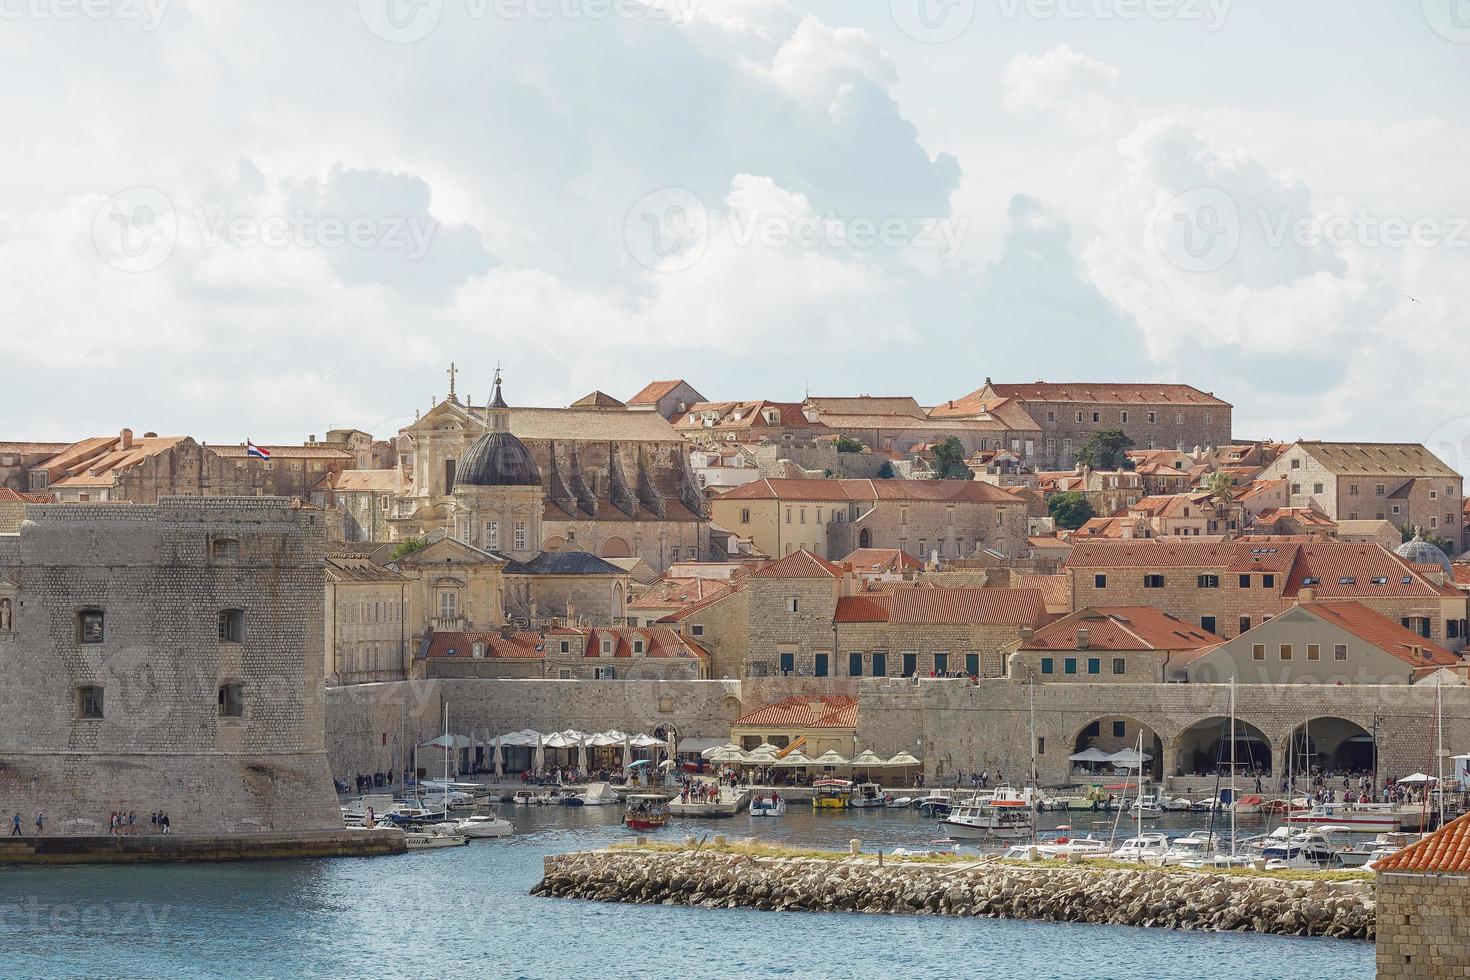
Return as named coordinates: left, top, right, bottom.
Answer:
left=533, top=848, right=1374, bottom=940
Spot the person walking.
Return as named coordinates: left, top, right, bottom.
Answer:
left=9, top=812, right=21, bottom=836
left=33, top=812, right=43, bottom=837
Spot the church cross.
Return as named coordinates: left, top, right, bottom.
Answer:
left=447, top=362, right=459, bottom=400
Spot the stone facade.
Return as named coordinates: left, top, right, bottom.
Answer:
left=1377, top=873, right=1470, bottom=976
left=0, top=497, right=342, bottom=835
left=324, top=556, right=410, bottom=685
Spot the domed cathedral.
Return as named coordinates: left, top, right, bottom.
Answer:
left=452, top=373, right=544, bottom=563
left=392, top=364, right=709, bottom=572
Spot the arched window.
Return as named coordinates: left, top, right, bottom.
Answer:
left=0, top=597, right=11, bottom=632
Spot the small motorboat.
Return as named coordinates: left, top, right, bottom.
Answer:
left=884, top=796, right=913, bottom=809
left=849, top=783, right=886, bottom=809
left=1108, top=834, right=1170, bottom=863
left=511, top=790, right=539, bottom=805
left=575, top=782, right=622, bottom=807
left=405, top=824, right=468, bottom=850
left=913, top=793, right=955, bottom=818
left=623, top=794, right=672, bottom=830
left=749, top=793, right=787, bottom=817
left=454, top=811, right=514, bottom=839
left=1262, top=831, right=1343, bottom=870
left=1230, top=794, right=1267, bottom=815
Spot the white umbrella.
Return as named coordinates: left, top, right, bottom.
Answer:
left=810, top=750, right=850, bottom=767
left=622, top=735, right=633, bottom=768
left=533, top=735, right=545, bottom=773
left=577, top=737, right=588, bottom=773
left=773, top=750, right=814, bottom=768
left=1069, top=747, right=1113, bottom=763
left=493, top=736, right=504, bottom=779
left=885, top=751, right=921, bottom=767
left=1398, top=772, right=1439, bottom=785
left=629, top=733, right=666, bottom=748
left=851, top=749, right=886, bottom=767
left=705, top=746, right=749, bottom=764
left=702, top=743, right=743, bottom=760
left=1107, top=748, right=1152, bottom=769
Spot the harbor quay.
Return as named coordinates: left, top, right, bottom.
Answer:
left=532, top=844, right=1375, bottom=939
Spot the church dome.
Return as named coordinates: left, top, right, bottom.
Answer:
left=1394, top=530, right=1452, bottom=577
left=458, top=430, right=541, bottom=488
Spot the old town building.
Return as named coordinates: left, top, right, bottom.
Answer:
left=626, top=379, right=705, bottom=421
left=1007, top=606, right=1219, bottom=683
left=324, top=553, right=409, bottom=685
left=798, top=395, right=1042, bottom=457
left=934, top=381, right=1232, bottom=469
left=1258, top=441, right=1464, bottom=550
left=711, top=477, right=1029, bottom=561
left=1375, top=812, right=1470, bottom=978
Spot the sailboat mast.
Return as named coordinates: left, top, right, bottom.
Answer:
left=1028, top=681, right=1038, bottom=844
left=1229, top=676, right=1237, bottom=858
left=1438, top=681, right=1446, bottom=828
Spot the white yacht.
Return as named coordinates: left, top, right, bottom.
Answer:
left=849, top=783, right=886, bottom=809
left=453, top=810, right=514, bottom=839
left=941, top=798, right=1033, bottom=840
left=1108, top=833, right=1170, bottom=862
left=405, top=824, right=468, bottom=850
left=1261, top=831, right=1344, bottom=870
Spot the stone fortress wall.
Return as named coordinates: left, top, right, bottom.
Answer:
left=0, top=498, right=343, bottom=835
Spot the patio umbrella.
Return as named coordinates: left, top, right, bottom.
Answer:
left=885, top=752, right=920, bottom=768
left=629, top=733, right=666, bottom=748
left=1068, top=747, right=1113, bottom=763
left=744, top=745, right=781, bottom=765
left=533, top=735, right=545, bottom=773
left=1107, top=748, right=1152, bottom=769
left=1398, top=772, right=1438, bottom=785
left=622, top=735, right=633, bottom=769
left=702, top=743, right=743, bottom=760
left=493, top=736, right=504, bottom=779
left=705, top=746, right=749, bottom=764
left=626, top=759, right=651, bottom=770
left=577, top=736, right=588, bottom=774
left=810, top=750, right=850, bottom=768
left=850, top=749, right=885, bottom=779
left=773, top=750, right=814, bottom=768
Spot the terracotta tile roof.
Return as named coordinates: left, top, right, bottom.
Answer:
left=1018, top=574, right=1069, bottom=608
left=805, top=396, right=925, bottom=418
left=1373, top=811, right=1470, bottom=873
left=1293, top=442, right=1460, bottom=479
left=550, top=627, right=707, bottom=660
left=1285, top=544, right=1455, bottom=599
left=0, top=488, right=52, bottom=504
left=48, top=435, right=191, bottom=488
left=627, top=577, right=730, bottom=610
left=656, top=583, right=740, bottom=623
left=961, top=382, right=1229, bottom=407
left=627, top=379, right=686, bottom=406
left=1300, top=602, right=1458, bottom=667
left=674, top=400, right=821, bottom=433
left=751, top=550, right=845, bottom=579
left=325, top=555, right=407, bottom=583
left=925, top=395, right=1041, bottom=430
left=569, top=390, right=626, bottom=409
left=211, top=444, right=354, bottom=459
left=1452, top=564, right=1470, bottom=588
left=840, top=548, right=923, bottom=574
left=0, top=442, right=70, bottom=455
left=835, top=587, right=1046, bottom=626
left=319, top=469, right=407, bottom=492
left=1024, top=607, right=1217, bottom=651
left=1066, top=540, right=1240, bottom=568
left=425, top=631, right=545, bottom=659
left=734, top=695, right=857, bottom=730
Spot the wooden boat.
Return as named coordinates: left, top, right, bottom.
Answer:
left=623, top=794, right=672, bottom=830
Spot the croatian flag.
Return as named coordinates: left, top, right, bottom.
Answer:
left=246, top=441, right=271, bottom=460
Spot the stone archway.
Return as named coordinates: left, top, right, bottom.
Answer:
left=1286, top=717, right=1377, bottom=778
left=542, top=535, right=568, bottom=551
left=858, top=529, right=871, bottom=549
left=1176, top=716, right=1273, bottom=778
left=1071, top=715, right=1164, bottom=783
left=599, top=536, right=632, bottom=558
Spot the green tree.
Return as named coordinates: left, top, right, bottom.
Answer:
left=1076, top=429, right=1136, bottom=471
left=930, top=437, right=973, bottom=481
left=389, top=536, right=428, bottom=561
left=1049, top=491, right=1096, bottom=530
left=834, top=436, right=864, bottom=454
left=1202, top=470, right=1235, bottom=507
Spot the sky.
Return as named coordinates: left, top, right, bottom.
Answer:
left=2, top=1, right=1468, bottom=469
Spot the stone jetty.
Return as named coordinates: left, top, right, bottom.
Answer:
left=533, top=846, right=1374, bottom=940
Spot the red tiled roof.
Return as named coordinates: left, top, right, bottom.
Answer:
left=0, top=488, right=52, bottom=503
left=834, top=588, right=1046, bottom=626
left=555, top=626, right=708, bottom=660
left=627, top=380, right=686, bottom=406
left=979, top=382, right=1229, bottom=407
left=840, top=548, right=923, bottom=574
left=320, top=469, right=406, bottom=492
left=1066, top=540, right=1239, bottom=568
left=1300, top=602, right=1458, bottom=667
left=734, top=695, right=857, bottom=730
left=212, top=444, right=354, bottom=459
left=1024, top=607, right=1217, bottom=651
left=656, top=583, right=741, bottom=623
left=1373, top=811, right=1470, bottom=873
left=424, top=631, right=544, bottom=659
left=628, top=577, right=730, bottom=610
left=750, top=550, right=845, bottom=579
left=1018, top=574, right=1069, bottom=608
left=1285, top=544, right=1456, bottom=598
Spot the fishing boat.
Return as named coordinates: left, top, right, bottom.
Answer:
left=404, top=824, right=468, bottom=850
left=813, top=779, right=852, bottom=810
left=1286, top=802, right=1402, bottom=834
left=940, top=798, right=1033, bottom=841
left=849, top=783, right=886, bottom=809
left=749, top=793, right=787, bottom=817
left=453, top=809, right=514, bottom=839
left=623, top=794, right=672, bottom=830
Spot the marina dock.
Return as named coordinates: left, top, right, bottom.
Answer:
left=0, top=830, right=405, bottom=865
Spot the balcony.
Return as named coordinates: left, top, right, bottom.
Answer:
left=431, top=616, right=466, bottom=631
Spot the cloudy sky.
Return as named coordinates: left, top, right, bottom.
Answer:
left=4, top=1, right=1468, bottom=467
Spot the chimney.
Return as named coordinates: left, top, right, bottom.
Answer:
left=119, top=428, right=134, bottom=450
left=500, top=624, right=513, bottom=639
left=309, top=434, right=316, bottom=443
left=1019, top=627, right=1035, bottom=642
left=1076, top=628, right=1090, bottom=650
left=1299, top=587, right=1315, bottom=604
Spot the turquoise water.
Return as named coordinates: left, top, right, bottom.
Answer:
left=0, top=807, right=1373, bottom=979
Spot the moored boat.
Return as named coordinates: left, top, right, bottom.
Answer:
left=812, top=779, right=852, bottom=810
left=941, top=798, right=1033, bottom=841
left=749, top=793, right=787, bottom=817
left=405, top=824, right=468, bottom=849
left=1286, top=803, right=1402, bottom=834
left=623, top=794, right=672, bottom=830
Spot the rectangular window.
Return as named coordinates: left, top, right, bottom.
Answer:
left=1197, top=574, right=1219, bottom=589
left=1091, top=412, right=1100, bottom=423
left=965, top=652, right=980, bottom=677
left=814, top=653, right=828, bottom=677
left=902, top=652, right=918, bottom=677
left=594, top=666, right=615, bottom=680
left=849, top=652, right=863, bottom=677
left=872, top=652, right=887, bottom=676
left=690, top=624, right=704, bottom=637
left=1040, top=657, right=1054, bottom=675
left=1112, top=720, right=1126, bottom=738
left=1262, top=574, right=1275, bottom=589
left=1087, top=658, right=1100, bottom=675
left=1142, top=574, right=1165, bottom=589
left=785, top=508, right=792, bottom=524
left=1334, top=644, right=1348, bottom=661
left=1201, top=615, right=1216, bottom=634
left=1279, top=644, right=1293, bottom=661
left=1112, top=658, right=1125, bottom=675
left=78, top=609, right=105, bottom=644
left=559, top=640, right=571, bottom=653
left=513, top=521, right=527, bottom=550
left=779, top=652, right=795, bottom=675
left=438, top=591, right=458, bottom=619
left=1120, top=411, right=1128, bottom=424
left=740, top=508, right=750, bottom=524
left=210, top=537, right=239, bottom=560
left=1252, top=644, right=1265, bottom=661
left=218, top=683, right=244, bottom=718
left=77, top=685, right=104, bottom=720
left=785, top=596, right=799, bottom=613
left=1313, top=482, right=1324, bottom=494
left=934, top=652, right=949, bottom=674
left=1239, top=616, right=1251, bottom=634
left=1238, top=574, right=1251, bottom=588
left=1064, top=658, right=1077, bottom=675
left=558, top=669, right=572, bottom=679
left=1147, top=411, right=1157, bottom=423
left=485, top=522, right=498, bottom=549
left=217, top=609, right=245, bottom=643
left=1307, top=644, right=1320, bottom=661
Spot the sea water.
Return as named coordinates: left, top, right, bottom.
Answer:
left=0, top=806, right=1374, bottom=979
